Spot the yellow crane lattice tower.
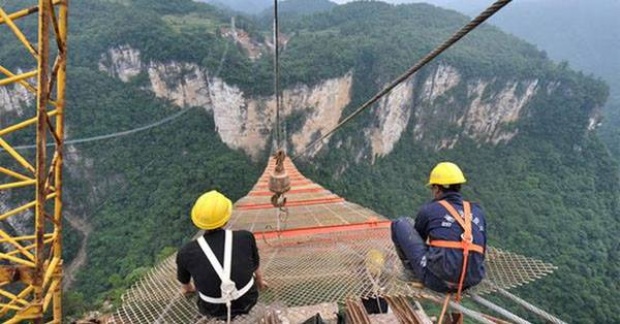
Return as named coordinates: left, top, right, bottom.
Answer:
left=0, top=0, right=68, bottom=322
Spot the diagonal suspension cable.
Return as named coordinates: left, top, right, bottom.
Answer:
left=291, top=0, right=513, bottom=161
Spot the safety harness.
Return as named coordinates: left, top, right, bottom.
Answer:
left=197, top=230, right=254, bottom=323
left=429, top=200, right=484, bottom=323
left=428, top=200, right=484, bottom=301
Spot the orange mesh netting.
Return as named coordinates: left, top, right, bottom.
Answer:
left=108, top=158, right=555, bottom=323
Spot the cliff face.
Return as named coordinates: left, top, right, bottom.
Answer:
left=412, top=65, right=540, bottom=151
left=98, top=46, right=596, bottom=161
left=99, top=45, right=353, bottom=159
left=0, top=71, right=33, bottom=117
left=0, top=77, right=88, bottom=245
left=0, top=71, right=35, bottom=243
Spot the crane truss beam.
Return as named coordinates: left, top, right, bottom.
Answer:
left=0, top=0, right=68, bottom=323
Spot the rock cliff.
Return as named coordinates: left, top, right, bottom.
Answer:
left=98, top=45, right=594, bottom=161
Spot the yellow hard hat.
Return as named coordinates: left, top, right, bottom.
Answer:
left=365, top=249, right=385, bottom=277
left=191, top=190, right=232, bottom=230
left=427, top=162, right=467, bottom=186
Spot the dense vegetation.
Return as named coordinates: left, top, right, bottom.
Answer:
left=304, top=71, right=618, bottom=322
left=288, top=3, right=620, bottom=323
left=0, top=0, right=262, bottom=317
left=290, top=4, right=619, bottom=323
left=0, top=0, right=618, bottom=322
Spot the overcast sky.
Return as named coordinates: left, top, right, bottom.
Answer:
left=329, top=0, right=495, bottom=6
left=330, top=0, right=538, bottom=4
left=330, top=0, right=539, bottom=15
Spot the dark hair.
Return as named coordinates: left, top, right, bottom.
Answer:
left=437, top=184, right=461, bottom=192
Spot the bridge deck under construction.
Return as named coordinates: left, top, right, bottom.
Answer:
left=109, top=158, right=557, bottom=323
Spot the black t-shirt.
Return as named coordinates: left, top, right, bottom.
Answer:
left=176, top=229, right=260, bottom=318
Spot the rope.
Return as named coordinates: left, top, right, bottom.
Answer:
left=291, top=0, right=513, bottom=161
left=269, top=150, right=290, bottom=233
left=437, top=293, right=451, bottom=324
left=275, top=206, right=288, bottom=232
left=274, top=149, right=285, bottom=173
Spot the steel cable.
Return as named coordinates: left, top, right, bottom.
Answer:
left=470, top=293, right=532, bottom=324
left=9, top=24, right=235, bottom=151
left=292, top=0, right=512, bottom=161
left=493, top=286, right=568, bottom=324
left=12, top=107, right=193, bottom=150
left=273, top=0, right=282, bottom=150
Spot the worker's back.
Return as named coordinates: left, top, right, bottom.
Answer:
left=176, top=229, right=259, bottom=318
left=415, top=192, right=486, bottom=290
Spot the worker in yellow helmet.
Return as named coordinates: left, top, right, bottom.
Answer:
left=391, top=162, right=487, bottom=294
left=176, top=190, right=267, bottom=321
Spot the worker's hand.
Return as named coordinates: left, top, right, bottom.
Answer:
left=257, top=278, right=269, bottom=291
left=181, top=283, right=196, bottom=296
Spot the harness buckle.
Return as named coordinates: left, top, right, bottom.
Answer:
left=220, top=280, right=237, bottom=299
left=460, top=233, right=473, bottom=243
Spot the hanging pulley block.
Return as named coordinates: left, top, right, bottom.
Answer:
left=269, top=150, right=291, bottom=195
left=269, top=171, right=291, bottom=195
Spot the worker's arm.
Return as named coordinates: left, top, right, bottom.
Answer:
left=414, top=206, right=430, bottom=241
left=254, top=267, right=268, bottom=290
left=181, top=282, right=196, bottom=295
left=176, top=249, right=195, bottom=295
left=249, top=231, right=268, bottom=290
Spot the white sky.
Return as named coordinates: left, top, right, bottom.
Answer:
left=330, top=0, right=538, bottom=4
left=329, top=0, right=493, bottom=5
left=329, top=0, right=539, bottom=14
left=329, top=0, right=488, bottom=14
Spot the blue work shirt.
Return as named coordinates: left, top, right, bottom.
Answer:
left=414, top=191, right=487, bottom=287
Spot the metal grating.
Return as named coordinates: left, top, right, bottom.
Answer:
left=229, top=160, right=382, bottom=232
left=474, top=247, right=557, bottom=294
left=108, top=158, right=556, bottom=323
left=106, top=256, right=286, bottom=324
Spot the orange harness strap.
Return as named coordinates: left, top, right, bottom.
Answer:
left=429, top=200, right=483, bottom=304
left=429, top=200, right=484, bottom=255
left=429, top=240, right=484, bottom=254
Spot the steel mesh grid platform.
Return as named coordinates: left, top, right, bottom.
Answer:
left=109, top=231, right=555, bottom=323
left=108, top=158, right=556, bottom=323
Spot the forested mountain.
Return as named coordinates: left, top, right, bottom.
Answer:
left=423, top=0, right=620, bottom=160
left=0, top=0, right=618, bottom=322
